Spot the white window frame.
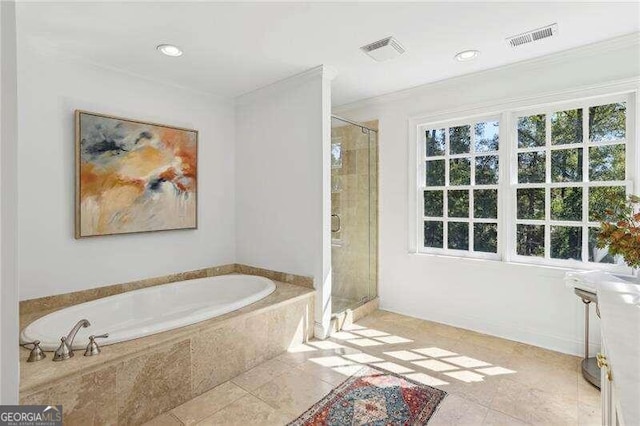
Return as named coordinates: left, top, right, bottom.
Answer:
left=410, top=88, right=638, bottom=273
left=417, top=114, right=503, bottom=260
left=507, top=93, right=634, bottom=272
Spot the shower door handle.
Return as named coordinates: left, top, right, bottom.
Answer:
left=331, top=214, right=341, bottom=233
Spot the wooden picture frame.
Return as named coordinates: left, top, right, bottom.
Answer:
left=75, top=110, right=198, bottom=238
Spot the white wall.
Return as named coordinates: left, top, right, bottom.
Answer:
left=0, top=0, right=20, bottom=404
left=17, top=42, right=237, bottom=300
left=235, top=66, right=333, bottom=336
left=335, top=34, right=640, bottom=355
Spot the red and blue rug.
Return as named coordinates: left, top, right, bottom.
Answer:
left=288, top=366, right=447, bottom=425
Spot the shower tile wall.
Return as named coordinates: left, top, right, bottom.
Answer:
left=331, top=120, right=378, bottom=312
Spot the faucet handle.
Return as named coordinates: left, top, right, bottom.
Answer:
left=21, top=340, right=46, bottom=362
left=53, top=336, right=73, bottom=362
left=84, top=333, right=109, bottom=357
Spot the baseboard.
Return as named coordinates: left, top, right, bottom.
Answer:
left=380, top=303, right=600, bottom=357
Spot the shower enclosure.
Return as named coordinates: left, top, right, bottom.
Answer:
left=331, top=116, right=378, bottom=314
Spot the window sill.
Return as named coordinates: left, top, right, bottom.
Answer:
left=408, top=251, right=634, bottom=276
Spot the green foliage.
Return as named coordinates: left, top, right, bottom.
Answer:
left=474, top=223, right=497, bottom=253
left=449, top=125, right=470, bottom=154
left=449, top=158, right=470, bottom=185
left=448, top=222, right=469, bottom=250
left=589, top=103, right=626, bottom=142
left=517, top=114, right=545, bottom=148
left=551, top=109, right=582, bottom=145
left=448, top=190, right=469, bottom=218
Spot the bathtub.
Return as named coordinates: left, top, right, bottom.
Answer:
left=20, top=274, right=276, bottom=351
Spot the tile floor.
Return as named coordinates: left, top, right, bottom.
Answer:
left=146, top=310, right=601, bottom=425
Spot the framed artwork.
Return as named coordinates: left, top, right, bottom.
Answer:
left=75, top=110, right=198, bottom=238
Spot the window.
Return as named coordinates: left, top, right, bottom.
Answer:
left=419, top=117, right=500, bottom=258
left=514, top=98, right=630, bottom=267
left=415, top=92, right=635, bottom=271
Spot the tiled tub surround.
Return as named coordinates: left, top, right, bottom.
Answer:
left=19, top=275, right=314, bottom=425
left=19, top=263, right=313, bottom=317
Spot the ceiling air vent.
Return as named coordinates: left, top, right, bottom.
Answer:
left=361, top=36, right=405, bottom=62
left=507, top=23, right=558, bottom=48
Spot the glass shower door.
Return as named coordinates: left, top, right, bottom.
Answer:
left=331, top=117, right=377, bottom=314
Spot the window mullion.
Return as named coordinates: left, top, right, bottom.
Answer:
left=544, top=111, right=551, bottom=260
left=444, top=128, right=450, bottom=249
left=582, top=103, right=590, bottom=264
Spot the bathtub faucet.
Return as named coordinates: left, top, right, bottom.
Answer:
left=53, top=319, right=91, bottom=361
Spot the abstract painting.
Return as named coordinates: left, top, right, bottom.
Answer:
left=75, top=111, right=197, bottom=238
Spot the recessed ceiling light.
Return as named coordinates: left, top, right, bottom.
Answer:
left=157, top=44, right=183, bottom=57
left=454, top=50, right=479, bottom=62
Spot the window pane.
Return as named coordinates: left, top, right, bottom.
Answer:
left=425, top=160, right=445, bottom=186
left=424, top=190, right=443, bottom=217
left=475, top=121, right=499, bottom=152
left=517, top=188, right=545, bottom=220
left=551, top=148, right=583, bottom=182
left=448, top=190, right=469, bottom=218
left=331, top=142, right=342, bottom=168
left=588, top=186, right=626, bottom=221
left=551, top=108, right=583, bottom=145
left=589, top=145, right=625, bottom=181
left=474, top=189, right=497, bottom=219
left=518, top=151, right=546, bottom=183
left=517, top=224, right=545, bottom=257
left=518, top=114, right=545, bottom=148
left=550, top=187, right=582, bottom=221
left=588, top=227, right=616, bottom=264
left=448, top=222, right=469, bottom=250
left=449, top=158, right=471, bottom=185
left=551, top=226, right=582, bottom=260
left=424, top=221, right=443, bottom=248
left=474, top=223, right=497, bottom=253
left=589, top=102, right=626, bottom=142
left=450, top=125, right=470, bottom=155
left=475, top=155, right=499, bottom=185
left=425, top=129, right=445, bottom=156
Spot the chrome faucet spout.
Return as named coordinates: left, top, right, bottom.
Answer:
left=65, top=319, right=91, bottom=350
left=53, top=319, right=91, bottom=361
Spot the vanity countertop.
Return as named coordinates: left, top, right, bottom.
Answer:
left=567, top=270, right=640, bottom=424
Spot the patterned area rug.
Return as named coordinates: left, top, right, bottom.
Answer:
left=288, top=366, right=447, bottom=425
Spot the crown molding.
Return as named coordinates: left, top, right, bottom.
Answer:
left=335, top=32, right=640, bottom=113
left=235, top=64, right=332, bottom=107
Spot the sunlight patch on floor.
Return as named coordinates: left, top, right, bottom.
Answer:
left=349, top=338, right=384, bottom=347
left=310, top=356, right=355, bottom=367
left=384, top=350, right=425, bottom=361
left=352, top=328, right=389, bottom=338
left=343, top=353, right=384, bottom=363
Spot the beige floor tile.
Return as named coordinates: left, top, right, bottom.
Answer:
left=578, top=402, right=601, bottom=426
left=171, top=382, right=248, bottom=425
left=491, top=378, right=578, bottom=424
left=429, top=394, right=489, bottom=425
left=577, top=377, right=601, bottom=407
left=150, top=310, right=591, bottom=426
left=440, top=375, right=503, bottom=406
left=483, top=409, right=530, bottom=425
left=295, top=359, right=357, bottom=386
left=507, top=355, right=579, bottom=399
left=275, top=344, right=361, bottom=366
left=194, top=394, right=289, bottom=426
left=460, top=330, right=520, bottom=355
left=231, top=358, right=291, bottom=391
left=142, top=412, right=184, bottom=426
left=250, top=369, right=334, bottom=417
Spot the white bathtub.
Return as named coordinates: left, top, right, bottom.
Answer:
left=20, top=274, right=276, bottom=351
